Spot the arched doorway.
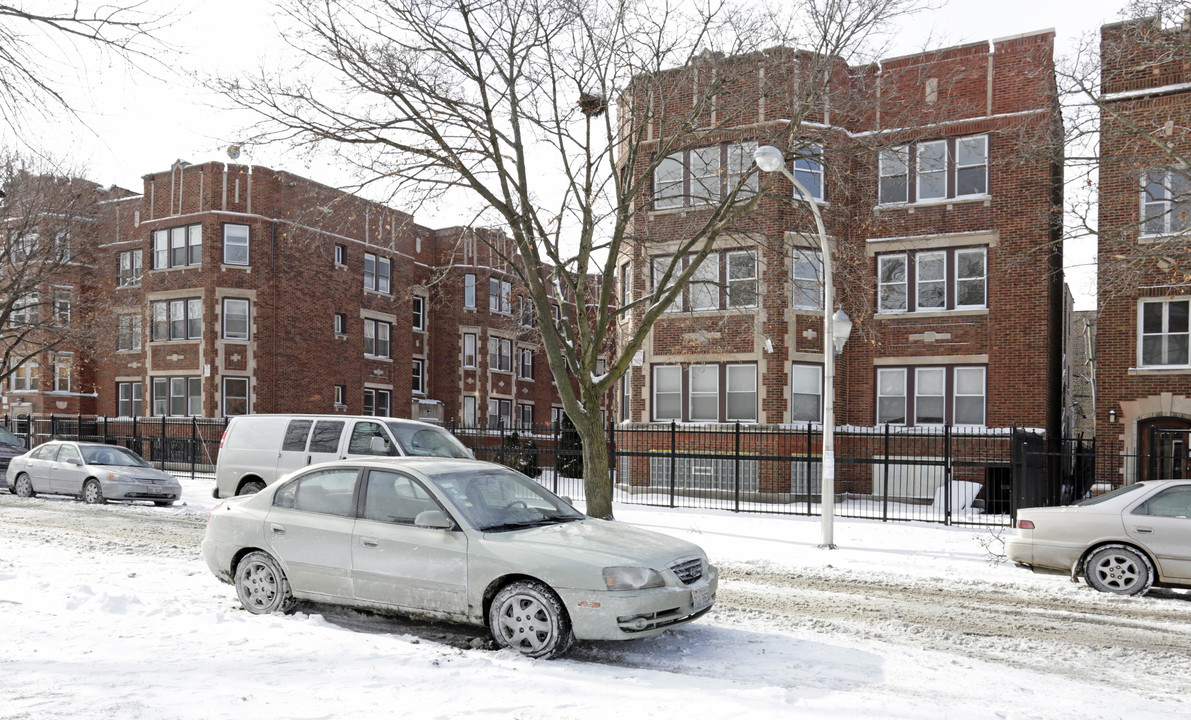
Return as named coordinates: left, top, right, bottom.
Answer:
left=1138, top=417, right=1191, bottom=481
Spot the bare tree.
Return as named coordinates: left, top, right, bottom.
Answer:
left=217, top=0, right=919, bottom=519
left=0, top=156, right=111, bottom=394
left=0, top=1, right=169, bottom=136
left=1060, top=0, right=1191, bottom=302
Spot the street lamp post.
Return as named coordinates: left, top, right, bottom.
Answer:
left=754, top=144, right=852, bottom=549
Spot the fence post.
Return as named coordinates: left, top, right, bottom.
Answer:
left=669, top=421, right=676, bottom=509
left=944, top=424, right=952, bottom=526
left=498, top=419, right=506, bottom=468
left=161, top=414, right=167, bottom=467
left=191, top=416, right=198, bottom=481
left=76, top=412, right=82, bottom=441
left=805, top=424, right=813, bottom=516
left=881, top=423, right=890, bottom=522
left=103, top=415, right=108, bottom=445
left=552, top=421, right=560, bottom=494
left=734, top=422, right=741, bottom=513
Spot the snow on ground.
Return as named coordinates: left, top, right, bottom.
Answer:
left=2, top=476, right=1190, bottom=720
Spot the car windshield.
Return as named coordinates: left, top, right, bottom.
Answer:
left=387, top=422, right=472, bottom=458
left=0, top=425, right=20, bottom=447
left=423, top=466, right=585, bottom=532
left=1077, top=483, right=1147, bottom=506
left=82, top=446, right=152, bottom=468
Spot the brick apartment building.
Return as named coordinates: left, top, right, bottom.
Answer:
left=616, top=30, right=1064, bottom=438
left=2, top=160, right=585, bottom=428
left=1096, top=15, right=1191, bottom=481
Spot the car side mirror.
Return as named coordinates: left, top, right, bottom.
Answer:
left=69, top=458, right=83, bottom=466
left=369, top=436, right=394, bottom=455
left=414, top=510, right=453, bottom=529
left=560, top=496, right=574, bottom=507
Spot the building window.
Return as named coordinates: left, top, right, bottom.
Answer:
left=334, top=244, right=346, bottom=265
left=53, top=289, right=71, bottom=324
left=118, top=250, right=143, bottom=287
left=223, top=377, right=249, bottom=416
left=877, top=247, right=986, bottom=313
left=653, top=249, right=759, bottom=313
left=117, top=314, right=143, bottom=351
left=652, top=365, right=682, bottom=421
left=790, top=364, right=822, bottom=423
left=1141, top=167, right=1191, bottom=237
left=689, top=365, right=719, bottom=422
left=551, top=406, right=565, bottom=430
left=412, top=296, right=426, bottom=331
left=412, top=358, right=425, bottom=394
left=364, top=253, right=391, bottom=293
left=489, top=336, right=513, bottom=372
left=222, top=298, right=250, bottom=340
left=223, top=224, right=250, bottom=265
left=792, top=248, right=823, bottom=310
left=690, top=255, right=719, bottom=311
left=518, top=297, right=534, bottom=327
left=151, top=298, right=202, bottom=341
left=793, top=144, right=824, bottom=201
left=334, top=313, right=347, bottom=335
left=8, top=361, right=37, bottom=392
left=551, top=303, right=560, bottom=323
left=518, top=348, right=534, bottom=379
left=152, top=224, right=202, bottom=269
left=879, top=134, right=988, bottom=205
left=463, top=396, right=477, bottom=425
left=463, top=332, right=477, bottom=367
left=1140, top=298, right=1190, bottom=367
left=464, top=273, right=476, bottom=308
left=654, top=141, right=757, bottom=209
left=51, top=354, right=69, bottom=392
left=152, top=376, right=201, bottom=416
left=877, top=366, right=986, bottom=427
left=620, top=261, right=631, bottom=307
left=11, top=293, right=37, bottom=326
left=518, top=403, right=534, bottom=429
left=620, top=375, right=631, bottom=421
left=117, top=381, right=142, bottom=418
left=363, top=319, right=391, bottom=358
left=727, top=251, right=757, bottom=308
left=488, top=398, right=512, bottom=428
left=489, top=277, right=511, bottom=314
left=363, top=388, right=391, bottom=417
left=726, top=364, right=757, bottom=422
left=334, top=384, right=346, bottom=406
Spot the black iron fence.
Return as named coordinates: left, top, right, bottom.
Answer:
left=6, top=412, right=1169, bottom=527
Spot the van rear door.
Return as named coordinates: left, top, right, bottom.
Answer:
left=276, top=418, right=347, bottom=474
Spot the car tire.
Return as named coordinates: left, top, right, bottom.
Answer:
left=238, top=480, right=266, bottom=496
left=235, top=551, right=296, bottom=615
left=1085, top=544, right=1154, bottom=596
left=13, top=473, right=35, bottom=498
left=82, top=479, right=106, bottom=505
left=153, top=501, right=175, bottom=507
left=489, top=580, right=573, bottom=659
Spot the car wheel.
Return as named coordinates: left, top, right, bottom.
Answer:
left=153, top=501, right=175, bottom=507
left=1085, top=544, right=1154, bottom=596
left=238, top=480, right=266, bottom=496
left=82, top=479, right=106, bottom=505
left=235, top=551, right=296, bottom=615
left=489, top=580, right=573, bottom=659
left=13, top=473, right=35, bottom=498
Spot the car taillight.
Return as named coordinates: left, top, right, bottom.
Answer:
left=219, top=428, right=229, bottom=449
left=1018, top=520, right=1035, bottom=529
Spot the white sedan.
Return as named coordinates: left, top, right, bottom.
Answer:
left=1007, top=480, right=1191, bottom=595
left=6, top=440, right=182, bottom=506
left=201, top=457, right=717, bottom=658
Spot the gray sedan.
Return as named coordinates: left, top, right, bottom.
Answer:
left=1007, top=479, right=1191, bottom=595
left=202, top=457, right=717, bottom=658
left=6, top=441, right=182, bottom=506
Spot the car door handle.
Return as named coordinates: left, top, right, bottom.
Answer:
left=270, top=523, right=286, bottom=535
left=360, top=537, right=379, bottom=548
left=1133, top=527, right=1153, bottom=533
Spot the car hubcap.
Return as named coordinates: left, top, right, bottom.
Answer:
left=1095, top=555, right=1138, bottom=590
left=242, top=563, right=277, bottom=608
left=16, top=477, right=31, bottom=496
left=85, top=483, right=98, bottom=502
left=496, top=595, right=552, bottom=653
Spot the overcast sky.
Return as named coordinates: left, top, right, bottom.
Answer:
left=15, top=0, right=1129, bottom=307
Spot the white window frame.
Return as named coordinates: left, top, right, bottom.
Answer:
left=463, top=332, right=477, bottom=368
left=689, top=364, right=719, bottom=423
left=790, top=363, right=822, bottom=424
left=914, top=367, right=946, bottom=426
left=518, top=403, right=534, bottom=429
left=878, top=254, right=908, bottom=313
left=916, top=140, right=947, bottom=201
left=725, top=364, right=757, bottom=422
left=955, top=135, right=989, bottom=197
left=117, top=381, right=142, bottom=418
left=620, top=375, right=631, bottom=421
left=489, top=336, right=513, bottom=372
left=412, top=358, right=425, bottom=394
left=412, top=295, right=426, bottom=331
left=953, top=367, right=987, bottom=427
left=118, top=249, right=143, bottom=288
left=222, top=377, right=250, bottom=416
left=152, top=224, right=202, bottom=269
left=726, top=250, right=758, bottom=308
left=652, top=365, right=682, bottom=422
left=463, top=396, right=477, bottom=425
left=151, top=298, right=202, bottom=341
left=877, top=368, right=908, bottom=425
left=363, top=319, right=391, bottom=358
left=954, top=248, right=987, bottom=309
left=334, top=313, right=346, bottom=335
left=915, top=251, right=946, bottom=311
left=222, top=298, right=249, bottom=341
left=334, top=244, right=345, bottom=265
left=9, top=361, right=38, bottom=392
left=1139, top=298, right=1191, bottom=368
left=726, top=141, right=759, bottom=198
left=793, top=144, right=824, bottom=201
left=464, top=273, right=477, bottom=307
left=363, top=388, right=391, bottom=417
left=689, top=254, right=719, bottom=311
left=653, top=152, right=685, bottom=209
left=517, top=348, right=534, bottom=380
left=223, top=224, right=250, bottom=265
left=117, top=313, right=142, bottom=351
left=489, top=278, right=511, bottom=314
left=878, top=146, right=909, bottom=204
left=334, top=385, right=346, bottom=406
left=488, top=398, right=512, bottom=428
left=153, top=376, right=201, bottom=416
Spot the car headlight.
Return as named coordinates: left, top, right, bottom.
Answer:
left=603, top=566, right=665, bottom=591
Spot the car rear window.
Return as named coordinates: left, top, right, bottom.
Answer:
left=1077, top=483, right=1147, bottom=506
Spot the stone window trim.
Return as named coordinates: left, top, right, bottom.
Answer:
left=221, top=297, right=251, bottom=342
left=222, top=376, right=250, bottom=417
left=149, top=296, right=203, bottom=343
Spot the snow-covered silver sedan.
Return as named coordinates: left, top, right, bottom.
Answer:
left=1007, top=480, right=1191, bottom=595
left=6, top=440, right=181, bottom=506
left=202, top=457, right=717, bottom=658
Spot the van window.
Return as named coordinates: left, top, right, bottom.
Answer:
left=348, top=421, right=391, bottom=455
left=308, top=420, right=345, bottom=453
left=282, top=419, right=313, bottom=452
left=387, top=422, right=471, bottom=458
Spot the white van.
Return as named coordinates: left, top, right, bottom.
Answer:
left=214, top=415, right=473, bottom=498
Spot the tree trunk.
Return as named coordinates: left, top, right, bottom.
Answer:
left=573, top=411, right=613, bottom=520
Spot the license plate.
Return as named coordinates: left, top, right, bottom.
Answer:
left=690, top=583, right=713, bottom=611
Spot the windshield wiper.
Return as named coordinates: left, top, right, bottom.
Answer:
left=481, top=517, right=577, bottom=532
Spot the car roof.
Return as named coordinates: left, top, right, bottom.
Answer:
left=231, top=414, right=444, bottom=428
left=299, top=456, right=505, bottom=478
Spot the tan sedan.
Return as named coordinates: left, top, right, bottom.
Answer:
left=1007, top=480, right=1191, bottom=595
